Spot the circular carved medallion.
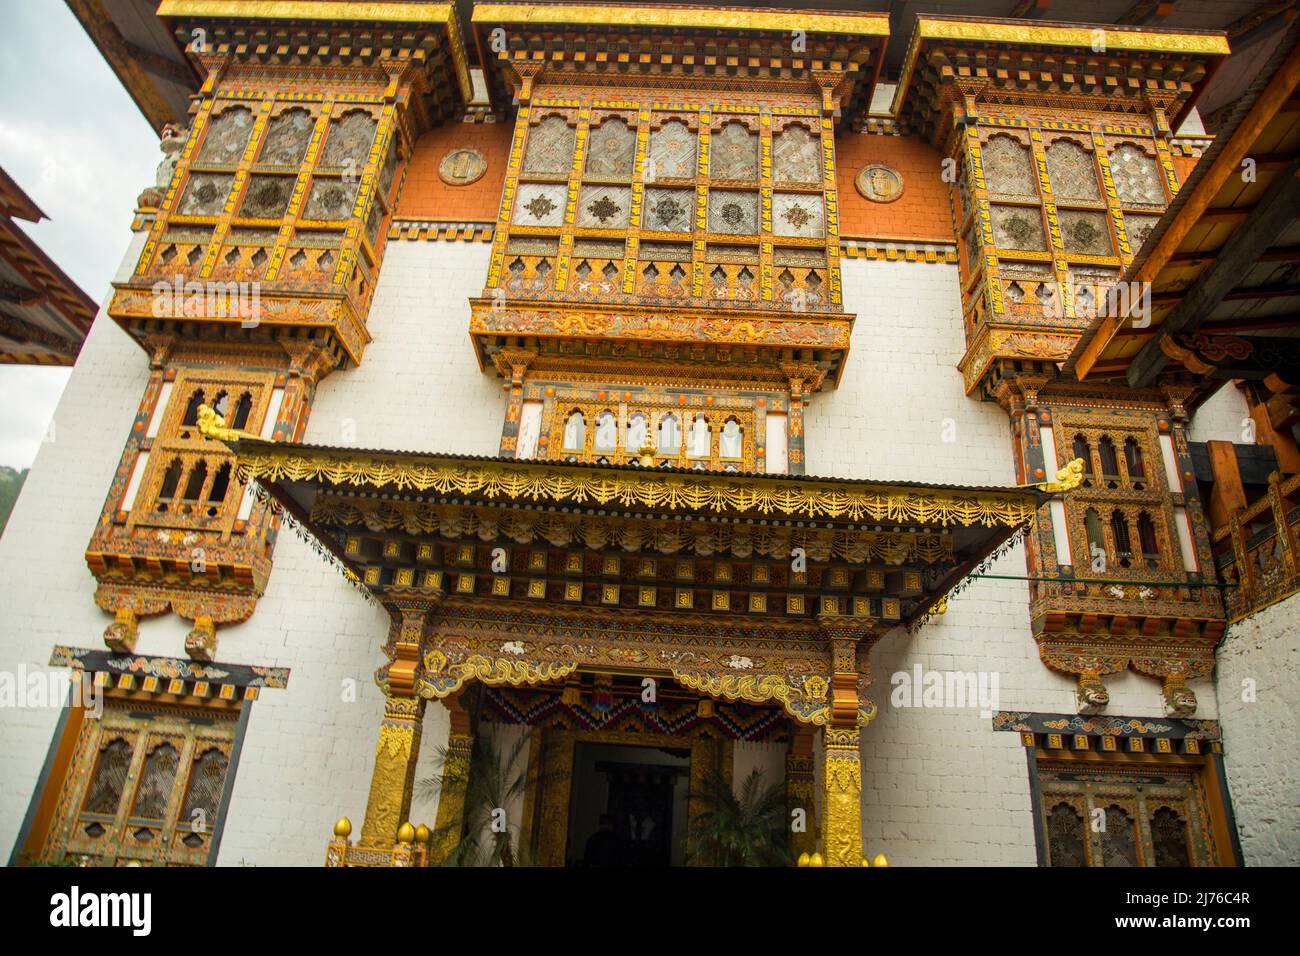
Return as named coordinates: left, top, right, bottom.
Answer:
left=439, top=148, right=487, bottom=186
left=855, top=164, right=904, bottom=203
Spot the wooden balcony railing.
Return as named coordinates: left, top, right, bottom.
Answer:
left=1213, top=471, right=1300, bottom=621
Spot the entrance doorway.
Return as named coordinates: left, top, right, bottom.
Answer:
left=564, top=742, right=690, bottom=867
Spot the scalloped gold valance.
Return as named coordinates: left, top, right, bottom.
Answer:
left=234, top=446, right=1042, bottom=527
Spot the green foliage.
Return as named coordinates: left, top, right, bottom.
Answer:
left=687, top=767, right=790, bottom=867
left=415, top=729, right=555, bottom=867
left=0, top=465, right=29, bottom=537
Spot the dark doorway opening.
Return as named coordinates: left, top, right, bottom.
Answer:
left=565, top=742, right=690, bottom=866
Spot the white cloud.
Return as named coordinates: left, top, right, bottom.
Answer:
left=0, top=365, right=71, bottom=467
left=0, top=0, right=157, bottom=467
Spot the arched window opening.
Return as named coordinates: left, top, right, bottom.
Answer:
left=562, top=411, right=585, bottom=451
left=1137, top=511, right=1160, bottom=569
left=182, top=390, right=205, bottom=427
left=594, top=411, right=617, bottom=452
left=658, top=413, right=681, bottom=453
left=207, top=462, right=232, bottom=512
left=158, top=458, right=183, bottom=510
left=1110, top=510, right=1132, bottom=568
left=182, top=460, right=208, bottom=503
left=688, top=416, right=711, bottom=458
left=1084, top=508, right=1106, bottom=569
left=1072, top=434, right=1093, bottom=482
left=719, top=418, right=743, bottom=458
left=626, top=412, right=649, bottom=455
left=1098, top=436, right=1120, bottom=484
left=230, top=392, right=253, bottom=431
left=1123, top=437, right=1146, bottom=485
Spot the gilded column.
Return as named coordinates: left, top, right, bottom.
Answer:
left=822, top=726, right=863, bottom=867
left=360, top=602, right=433, bottom=845
left=430, top=696, right=474, bottom=864
left=818, top=616, right=872, bottom=866
left=359, top=693, right=427, bottom=845
left=786, top=726, right=816, bottom=860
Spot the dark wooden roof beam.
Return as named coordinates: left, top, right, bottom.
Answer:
left=1127, top=152, right=1300, bottom=388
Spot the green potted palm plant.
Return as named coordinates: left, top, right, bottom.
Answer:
left=687, top=768, right=791, bottom=867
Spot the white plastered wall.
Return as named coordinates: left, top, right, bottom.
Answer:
left=1214, top=593, right=1300, bottom=865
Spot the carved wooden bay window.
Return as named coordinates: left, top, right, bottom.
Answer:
left=40, top=697, right=240, bottom=866
left=479, top=72, right=852, bottom=479
left=501, top=107, right=835, bottom=311
left=125, top=369, right=279, bottom=536
left=957, top=128, right=1177, bottom=378
left=890, top=14, right=1226, bottom=399
left=1037, top=760, right=1226, bottom=867
left=1049, top=416, right=1177, bottom=579
left=138, top=98, right=398, bottom=348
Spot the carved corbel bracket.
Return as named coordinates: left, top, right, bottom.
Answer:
left=281, top=340, right=339, bottom=387
left=379, top=590, right=443, bottom=697
left=103, top=608, right=140, bottom=654
left=1131, top=655, right=1215, bottom=718
left=491, top=346, right=538, bottom=386
left=1039, top=644, right=1128, bottom=714
left=810, top=69, right=846, bottom=117
left=1158, top=382, right=1197, bottom=424
left=508, top=60, right=545, bottom=104
left=184, top=615, right=217, bottom=662
left=818, top=614, right=879, bottom=728
left=781, top=361, right=827, bottom=402
left=143, top=333, right=177, bottom=370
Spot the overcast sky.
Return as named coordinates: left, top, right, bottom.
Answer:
left=0, top=0, right=157, bottom=468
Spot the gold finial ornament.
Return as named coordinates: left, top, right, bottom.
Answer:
left=396, top=822, right=416, bottom=844
left=414, top=824, right=431, bottom=844
left=333, top=817, right=352, bottom=839
left=797, top=852, right=811, bottom=867
left=637, top=437, right=657, bottom=468
left=861, top=857, right=871, bottom=866
left=873, top=852, right=890, bottom=867
left=196, top=403, right=261, bottom=443
left=809, top=852, right=825, bottom=867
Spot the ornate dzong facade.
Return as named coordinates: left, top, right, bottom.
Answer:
left=2, top=1, right=1297, bottom=868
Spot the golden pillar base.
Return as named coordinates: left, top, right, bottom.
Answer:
left=821, top=726, right=862, bottom=867
left=430, top=729, right=473, bottom=863
left=359, top=694, right=426, bottom=846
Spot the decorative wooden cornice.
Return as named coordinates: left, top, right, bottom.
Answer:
left=893, top=14, right=1229, bottom=144
left=231, top=440, right=1047, bottom=527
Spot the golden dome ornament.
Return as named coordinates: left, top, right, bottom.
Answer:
left=396, top=822, right=416, bottom=844
left=414, top=824, right=431, bottom=845
left=796, top=852, right=811, bottom=867
left=809, top=852, right=825, bottom=867
left=333, top=817, right=352, bottom=839
left=873, top=852, right=890, bottom=867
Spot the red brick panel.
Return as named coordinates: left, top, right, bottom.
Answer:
left=835, top=134, right=955, bottom=243
left=396, top=122, right=514, bottom=222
